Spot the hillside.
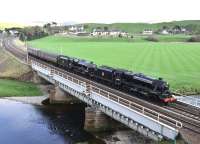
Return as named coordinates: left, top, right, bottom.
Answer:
left=82, top=20, right=200, bottom=33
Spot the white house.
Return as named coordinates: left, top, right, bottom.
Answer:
left=68, top=25, right=84, bottom=32
left=160, top=29, right=169, bottom=35
left=91, top=29, right=128, bottom=37
left=91, top=29, right=110, bottom=36
left=142, top=29, right=153, bottom=35
left=110, top=29, right=121, bottom=36
left=120, top=31, right=129, bottom=37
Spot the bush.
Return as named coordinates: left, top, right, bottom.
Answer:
left=145, top=35, right=159, bottom=42
left=187, top=35, right=200, bottom=42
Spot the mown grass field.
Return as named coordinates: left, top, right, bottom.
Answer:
left=0, top=79, right=42, bottom=96
left=28, top=36, right=200, bottom=93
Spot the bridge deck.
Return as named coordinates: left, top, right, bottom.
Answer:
left=30, top=58, right=181, bottom=140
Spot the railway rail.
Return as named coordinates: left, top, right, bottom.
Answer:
left=4, top=37, right=200, bottom=143
left=2, top=37, right=27, bottom=62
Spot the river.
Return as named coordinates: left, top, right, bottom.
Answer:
left=0, top=99, right=103, bottom=144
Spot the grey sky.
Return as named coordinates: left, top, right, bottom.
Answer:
left=0, top=0, right=199, bottom=24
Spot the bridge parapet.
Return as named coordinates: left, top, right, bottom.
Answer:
left=31, top=58, right=182, bottom=140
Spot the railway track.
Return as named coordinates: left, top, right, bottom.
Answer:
left=169, top=102, right=200, bottom=119
left=4, top=37, right=200, bottom=142
left=2, top=37, right=27, bottom=62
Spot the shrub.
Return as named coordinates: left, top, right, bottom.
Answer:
left=187, top=35, right=200, bottom=42
left=145, top=35, right=159, bottom=42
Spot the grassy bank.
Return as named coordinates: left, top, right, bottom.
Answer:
left=0, top=43, right=42, bottom=96
left=0, top=79, right=42, bottom=96
left=28, top=36, right=200, bottom=93
left=0, top=48, right=30, bottom=78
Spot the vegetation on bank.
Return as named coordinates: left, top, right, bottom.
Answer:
left=0, top=79, right=42, bottom=96
left=0, top=45, right=42, bottom=96
left=0, top=48, right=30, bottom=78
left=28, top=36, right=200, bottom=94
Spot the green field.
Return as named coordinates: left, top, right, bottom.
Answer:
left=28, top=36, right=200, bottom=93
left=0, top=79, right=42, bottom=96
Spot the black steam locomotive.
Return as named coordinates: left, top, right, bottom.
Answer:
left=28, top=48, right=176, bottom=103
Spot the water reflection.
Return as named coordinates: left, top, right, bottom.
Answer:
left=0, top=99, right=102, bottom=144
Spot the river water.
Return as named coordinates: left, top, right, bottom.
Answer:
left=0, top=99, right=103, bottom=144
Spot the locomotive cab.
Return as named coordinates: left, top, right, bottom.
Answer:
left=113, top=69, right=128, bottom=85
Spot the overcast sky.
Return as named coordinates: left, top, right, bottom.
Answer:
left=0, top=0, right=199, bottom=24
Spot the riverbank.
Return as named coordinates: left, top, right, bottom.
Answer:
left=0, top=37, right=42, bottom=96
left=0, top=79, right=42, bottom=96
left=2, top=95, right=48, bottom=106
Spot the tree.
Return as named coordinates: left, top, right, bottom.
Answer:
left=83, top=24, right=89, bottom=29
left=185, top=24, right=200, bottom=34
left=52, top=22, right=57, bottom=26
left=96, top=26, right=101, bottom=30
left=188, top=35, right=200, bottom=42
left=104, top=26, right=108, bottom=31
left=46, top=23, right=51, bottom=28
left=43, top=23, right=52, bottom=34
left=173, top=25, right=181, bottom=31
left=162, top=25, right=169, bottom=30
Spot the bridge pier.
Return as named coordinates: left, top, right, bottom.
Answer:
left=84, top=107, right=125, bottom=132
left=32, top=71, right=48, bottom=84
left=49, top=85, right=80, bottom=104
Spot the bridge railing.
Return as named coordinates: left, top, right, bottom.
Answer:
left=31, top=59, right=182, bottom=129
left=90, top=85, right=182, bottom=128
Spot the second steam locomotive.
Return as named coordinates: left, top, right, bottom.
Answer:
left=28, top=48, right=176, bottom=104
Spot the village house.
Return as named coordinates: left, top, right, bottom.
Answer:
left=159, top=27, right=188, bottom=35
left=109, top=29, right=121, bottom=36
left=160, top=29, right=169, bottom=35
left=120, top=31, right=129, bottom=37
left=91, top=29, right=104, bottom=36
left=68, top=25, right=84, bottom=33
left=142, top=29, right=153, bottom=35
left=172, top=27, right=187, bottom=34
left=91, top=28, right=127, bottom=37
